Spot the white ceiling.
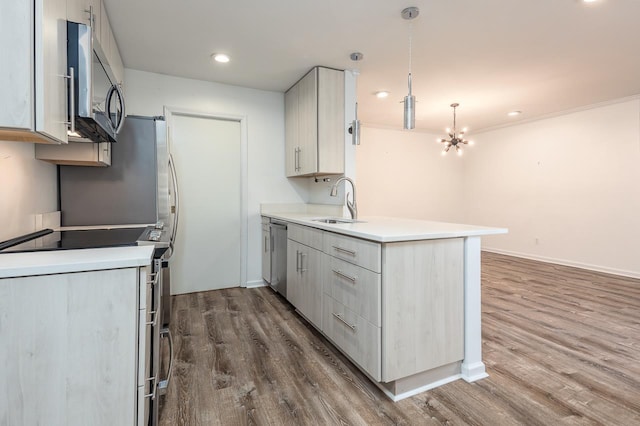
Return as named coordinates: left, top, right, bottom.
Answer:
left=105, top=0, right=640, bottom=133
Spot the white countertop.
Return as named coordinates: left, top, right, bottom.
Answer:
left=263, top=213, right=507, bottom=242
left=0, top=246, right=155, bottom=279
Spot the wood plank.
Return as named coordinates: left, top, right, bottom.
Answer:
left=159, top=252, right=640, bottom=425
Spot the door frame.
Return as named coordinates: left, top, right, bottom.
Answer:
left=164, top=106, right=249, bottom=288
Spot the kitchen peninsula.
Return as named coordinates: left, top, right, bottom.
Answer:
left=262, top=207, right=507, bottom=401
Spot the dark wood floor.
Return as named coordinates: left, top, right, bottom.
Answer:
left=158, top=252, right=640, bottom=425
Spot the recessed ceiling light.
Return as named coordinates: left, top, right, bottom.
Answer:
left=211, top=53, right=230, bottom=63
left=375, top=91, right=390, bottom=99
left=582, top=0, right=598, bottom=3
left=507, top=110, right=522, bottom=117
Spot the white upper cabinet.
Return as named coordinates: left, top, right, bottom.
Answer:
left=0, top=0, right=68, bottom=144
left=67, top=0, right=98, bottom=28
left=285, top=66, right=345, bottom=177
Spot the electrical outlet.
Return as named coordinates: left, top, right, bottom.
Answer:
left=535, top=238, right=539, bottom=245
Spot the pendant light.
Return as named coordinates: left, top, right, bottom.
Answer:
left=349, top=52, right=363, bottom=145
left=402, top=7, right=419, bottom=130
left=437, top=103, right=474, bottom=156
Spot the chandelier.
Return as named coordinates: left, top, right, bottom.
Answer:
left=437, top=103, right=473, bottom=156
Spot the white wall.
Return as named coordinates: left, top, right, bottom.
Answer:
left=0, top=141, right=57, bottom=241
left=356, top=99, right=640, bottom=278
left=125, top=69, right=307, bottom=285
left=466, top=99, right=640, bottom=277
left=356, top=126, right=466, bottom=223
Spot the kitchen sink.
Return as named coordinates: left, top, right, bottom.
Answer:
left=311, top=217, right=365, bottom=224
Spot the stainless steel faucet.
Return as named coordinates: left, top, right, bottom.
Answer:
left=330, top=176, right=358, bottom=220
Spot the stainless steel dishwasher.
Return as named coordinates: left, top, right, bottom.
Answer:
left=269, top=221, right=288, bottom=297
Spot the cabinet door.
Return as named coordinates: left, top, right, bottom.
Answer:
left=99, top=0, right=110, bottom=54
left=262, top=225, right=271, bottom=283
left=35, top=0, right=68, bottom=143
left=109, top=26, right=124, bottom=86
left=284, top=85, right=299, bottom=176
left=286, top=239, right=301, bottom=305
left=67, top=0, right=91, bottom=25
left=317, top=67, right=345, bottom=174
left=0, top=268, right=138, bottom=425
left=35, top=141, right=111, bottom=166
left=381, top=238, right=465, bottom=382
left=299, top=245, right=323, bottom=329
left=297, top=69, right=318, bottom=175
left=0, top=0, right=32, bottom=130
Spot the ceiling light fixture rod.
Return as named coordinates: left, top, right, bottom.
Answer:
left=402, top=7, right=419, bottom=130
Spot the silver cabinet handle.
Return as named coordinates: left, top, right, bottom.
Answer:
left=65, top=67, right=75, bottom=134
left=85, top=5, right=95, bottom=27
left=295, top=250, right=300, bottom=272
left=264, top=235, right=268, bottom=253
left=332, top=246, right=356, bottom=256
left=332, top=313, right=357, bottom=331
left=294, top=147, right=301, bottom=172
left=157, top=328, right=173, bottom=396
left=300, top=252, right=307, bottom=272
left=333, top=269, right=356, bottom=283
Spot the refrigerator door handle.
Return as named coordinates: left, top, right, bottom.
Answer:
left=168, top=153, right=180, bottom=252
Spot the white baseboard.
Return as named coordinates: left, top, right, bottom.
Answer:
left=378, top=374, right=462, bottom=402
left=483, top=247, right=640, bottom=279
left=245, top=280, right=267, bottom=288
left=461, top=361, right=489, bottom=383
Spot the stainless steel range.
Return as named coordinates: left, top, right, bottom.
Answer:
left=0, top=223, right=174, bottom=426
left=0, top=115, right=180, bottom=426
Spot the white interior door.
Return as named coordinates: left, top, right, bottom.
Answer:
left=169, top=113, right=242, bottom=294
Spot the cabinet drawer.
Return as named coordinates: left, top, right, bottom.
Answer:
left=322, top=295, right=381, bottom=381
left=323, top=255, right=381, bottom=326
left=323, top=232, right=381, bottom=272
left=288, top=223, right=323, bottom=250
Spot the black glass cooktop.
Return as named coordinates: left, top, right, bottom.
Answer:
left=0, top=227, right=147, bottom=253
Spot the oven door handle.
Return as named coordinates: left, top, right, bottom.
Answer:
left=157, top=328, right=173, bottom=396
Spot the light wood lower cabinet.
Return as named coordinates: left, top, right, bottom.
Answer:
left=322, top=295, right=381, bottom=380
left=0, top=266, right=150, bottom=425
left=261, top=221, right=271, bottom=283
left=279, top=222, right=465, bottom=395
left=323, top=254, right=381, bottom=326
left=287, top=239, right=323, bottom=329
left=381, top=238, right=464, bottom=382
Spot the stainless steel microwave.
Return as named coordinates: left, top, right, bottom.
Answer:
left=67, top=21, right=125, bottom=143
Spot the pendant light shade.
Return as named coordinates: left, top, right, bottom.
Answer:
left=351, top=103, right=361, bottom=145
left=402, top=7, right=419, bottom=130
left=349, top=55, right=363, bottom=145
left=403, top=74, right=415, bottom=130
